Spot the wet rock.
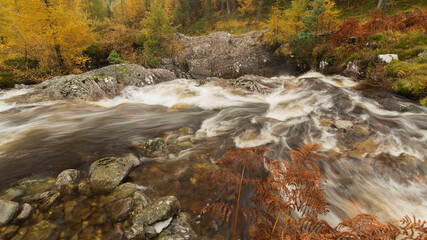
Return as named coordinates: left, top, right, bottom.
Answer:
left=343, top=61, right=364, bottom=80
left=133, top=191, right=149, bottom=208
left=231, top=76, right=271, bottom=94
left=145, top=225, right=157, bottom=239
left=77, top=180, right=92, bottom=195
left=177, top=127, right=194, bottom=136
left=0, top=225, right=19, bottom=239
left=163, top=31, right=296, bottom=79
left=354, top=125, right=370, bottom=136
left=15, top=178, right=56, bottom=196
left=378, top=54, right=398, bottom=64
left=111, top=182, right=144, bottom=199
left=88, top=154, right=140, bottom=194
left=15, top=203, right=32, bottom=221
left=106, top=198, right=134, bottom=222
left=126, top=222, right=145, bottom=240
left=157, top=212, right=199, bottom=240
left=8, top=64, right=176, bottom=103
left=399, top=104, right=426, bottom=113
left=24, top=220, right=58, bottom=240
left=0, top=188, right=24, bottom=201
left=106, top=224, right=125, bottom=240
left=133, top=196, right=180, bottom=226
left=0, top=200, right=19, bottom=226
left=238, top=129, right=258, bottom=141
left=138, top=138, right=168, bottom=158
left=55, top=169, right=80, bottom=194
left=22, top=191, right=60, bottom=210
left=332, top=120, right=353, bottom=129
left=168, top=104, right=193, bottom=112
left=9, top=226, right=28, bottom=240
left=348, top=138, right=379, bottom=158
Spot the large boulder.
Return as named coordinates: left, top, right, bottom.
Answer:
left=88, top=154, right=140, bottom=194
left=162, top=31, right=297, bottom=79
left=8, top=64, right=176, bottom=103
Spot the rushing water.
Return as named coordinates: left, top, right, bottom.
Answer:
left=0, top=72, right=426, bottom=233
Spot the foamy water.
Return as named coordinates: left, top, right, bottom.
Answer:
left=0, top=73, right=426, bottom=227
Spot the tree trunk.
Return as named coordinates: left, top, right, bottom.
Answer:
left=256, top=0, right=263, bottom=19
left=377, top=0, right=388, bottom=10
left=54, top=44, right=64, bottom=67
left=226, top=0, right=231, bottom=14
left=120, top=0, right=124, bottom=25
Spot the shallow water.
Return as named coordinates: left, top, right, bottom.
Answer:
left=0, top=72, right=426, bottom=235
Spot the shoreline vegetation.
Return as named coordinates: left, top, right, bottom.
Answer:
left=0, top=0, right=426, bottom=104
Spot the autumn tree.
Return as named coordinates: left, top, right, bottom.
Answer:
left=111, top=0, right=148, bottom=28
left=80, top=0, right=108, bottom=21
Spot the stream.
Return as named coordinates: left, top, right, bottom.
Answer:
left=0, top=72, right=426, bottom=236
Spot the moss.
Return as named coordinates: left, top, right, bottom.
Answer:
left=97, top=157, right=116, bottom=167
left=420, top=97, right=427, bottom=106
left=386, top=60, right=427, bottom=99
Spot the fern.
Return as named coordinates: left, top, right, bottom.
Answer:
left=195, top=144, right=427, bottom=239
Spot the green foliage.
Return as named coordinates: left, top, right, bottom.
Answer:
left=289, top=0, right=325, bottom=61
left=385, top=60, right=427, bottom=100
left=0, top=72, right=15, bottom=89
left=138, top=0, right=178, bottom=68
left=4, top=58, right=39, bottom=69
left=107, top=50, right=124, bottom=64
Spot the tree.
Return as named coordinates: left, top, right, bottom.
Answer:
left=80, top=0, right=108, bottom=21
left=377, top=0, right=388, bottom=10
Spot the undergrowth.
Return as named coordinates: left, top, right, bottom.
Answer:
left=195, top=144, right=427, bottom=239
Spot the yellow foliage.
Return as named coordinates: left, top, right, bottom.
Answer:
left=111, top=0, right=148, bottom=28
left=0, top=0, right=94, bottom=68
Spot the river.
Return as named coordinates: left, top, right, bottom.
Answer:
left=0, top=72, right=426, bottom=236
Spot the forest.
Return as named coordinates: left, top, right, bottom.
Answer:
left=0, top=0, right=426, bottom=239
left=1, top=0, right=425, bottom=105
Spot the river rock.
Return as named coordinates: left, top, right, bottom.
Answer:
left=231, top=76, right=272, bottom=94
left=14, top=178, right=56, bottom=196
left=0, top=188, right=24, bottom=201
left=15, top=203, right=33, bottom=221
left=354, top=125, right=370, bottom=136
left=0, top=225, right=19, bottom=239
left=126, top=222, right=145, bottom=240
left=132, top=196, right=181, bottom=226
left=22, top=191, right=60, bottom=210
left=378, top=54, right=398, bottom=64
left=0, top=199, right=19, bottom=226
left=88, top=154, right=140, bottom=194
left=399, top=104, right=426, bottom=113
left=111, top=182, right=142, bottom=199
left=332, top=120, right=353, bottom=129
left=133, top=191, right=149, bottom=208
left=138, top=138, right=168, bottom=158
left=106, top=198, right=134, bottom=222
left=24, top=220, right=58, bottom=240
left=157, top=212, right=199, bottom=240
left=55, top=169, right=80, bottom=194
left=343, top=61, right=364, bottom=79
left=162, top=31, right=296, bottom=79
left=8, top=64, right=176, bottom=103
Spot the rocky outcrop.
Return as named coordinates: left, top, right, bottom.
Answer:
left=162, top=31, right=297, bottom=79
left=9, top=64, right=176, bottom=103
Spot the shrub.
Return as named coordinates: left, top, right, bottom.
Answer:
left=0, top=72, right=15, bottom=89
left=107, top=50, right=124, bottom=64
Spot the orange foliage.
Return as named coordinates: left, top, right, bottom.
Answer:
left=331, top=8, right=427, bottom=45
left=196, top=144, right=427, bottom=239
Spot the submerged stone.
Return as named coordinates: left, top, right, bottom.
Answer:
left=0, top=188, right=24, bottom=201
left=111, top=182, right=143, bottom=199
left=24, top=220, right=58, bottom=240
left=106, top=198, right=134, bottom=222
